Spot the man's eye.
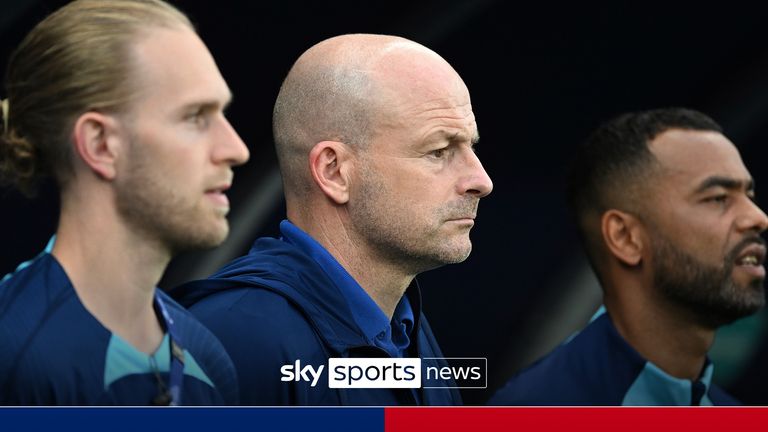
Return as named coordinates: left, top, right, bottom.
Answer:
left=186, top=110, right=208, bottom=126
left=706, top=195, right=729, bottom=204
left=429, top=148, right=447, bottom=159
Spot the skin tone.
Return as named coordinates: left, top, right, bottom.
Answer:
left=288, top=35, right=493, bottom=319
left=601, top=129, right=768, bottom=380
left=52, top=26, right=249, bottom=354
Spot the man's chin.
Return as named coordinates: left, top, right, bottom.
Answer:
left=709, top=285, right=766, bottom=326
left=173, top=223, right=229, bottom=253
left=203, top=224, right=230, bottom=249
left=441, top=243, right=473, bottom=264
left=412, top=241, right=472, bottom=271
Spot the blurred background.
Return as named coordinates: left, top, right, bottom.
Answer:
left=3, top=0, right=768, bottom=405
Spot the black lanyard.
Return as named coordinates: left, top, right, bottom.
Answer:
left=154, top=293, right=185, bottom=406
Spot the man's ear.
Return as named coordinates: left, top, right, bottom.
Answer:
left=601, top=209, right=644, bottom=266
left=308, top=140, right=352, bottom=205
left=72, top=112, right=122, bottom=181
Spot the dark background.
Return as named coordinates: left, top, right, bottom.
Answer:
left=3, top=0, right=768, bottom=405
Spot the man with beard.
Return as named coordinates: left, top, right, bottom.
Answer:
left=172, top=34, right=493, bottom=405
left=0, top=0, right=249, bottom=404
left=490, top=108, right=768, bottom=406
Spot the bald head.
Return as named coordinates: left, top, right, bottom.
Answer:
left=272, top=34, right=462, bottom=198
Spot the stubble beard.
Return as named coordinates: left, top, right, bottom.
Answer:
left=652, top=232, right=766, bottom=329
left=350, top=163, right=477, bottom=274
left=115, top=142, right=228, bottom=256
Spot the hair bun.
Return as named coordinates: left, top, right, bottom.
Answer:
left=0, top=129, right=38, bottom=196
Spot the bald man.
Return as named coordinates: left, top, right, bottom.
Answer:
left=172, top=34, right=493, bottom=405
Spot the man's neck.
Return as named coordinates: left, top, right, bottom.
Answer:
left=295, top=213, right=413, bottom=320
left=605, top=284, right=715, bottom=381
left=53, top=199, right=169, bottom=354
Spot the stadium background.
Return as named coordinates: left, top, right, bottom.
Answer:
left=2, top=0, right=768, bottom=405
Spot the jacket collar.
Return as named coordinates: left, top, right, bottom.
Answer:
left=172, top=226, right=424, bottom=357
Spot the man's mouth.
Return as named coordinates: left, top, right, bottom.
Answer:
left=738, top=255, right=760, bottom=266
left=205, top=184, right=231, bottom=208
left=735, top=243, right=766, bottom=267
left=733, top=241, right=767, bottom=279
left=446, top=215, right=476, bottom=225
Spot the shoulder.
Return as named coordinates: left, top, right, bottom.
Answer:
left=0, top=256, right=109, bottom=404
left=489, top=342, right=589, bottom=405
left=0, top=254, right=79, bottom=360
left=156, top=291, right=240, bottom=405
left=489, top=317, right=631, bottom=405
left=0, top=253, right=62, bottom=308
left=157, top=290, right=241, bottom=359
left=158, top=290, right=221, bottom=338
left=187, top=285, right=326, bottom=359
left=183, top=285, right=332, bottom=405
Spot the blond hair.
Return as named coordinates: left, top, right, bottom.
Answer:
left=0, top=0, right=193, bottom=196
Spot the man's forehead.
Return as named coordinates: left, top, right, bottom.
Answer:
left=649, top=128, right=751, bottom=184
left=130, top=26, right=230, bottom=104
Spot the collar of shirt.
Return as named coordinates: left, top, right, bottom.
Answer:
left=599, top=312, right=715, bottom=406
left=622, top=358, right=714, bottom=406
left=279, top=219, right=414, bottom=358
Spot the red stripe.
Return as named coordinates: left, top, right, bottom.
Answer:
left=384, top=407, right=767, bottom=432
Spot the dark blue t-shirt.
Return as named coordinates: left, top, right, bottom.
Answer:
left=0, top=253, right=239, bottom=405
left=489, top=312, right=739, bottom=406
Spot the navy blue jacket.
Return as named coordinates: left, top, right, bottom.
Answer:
left=489, top=313, right=739, bottom=406
left=171, top=234, right=462, bottom=406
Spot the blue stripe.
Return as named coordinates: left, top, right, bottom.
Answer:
left=0, top=408, right=384, bottom=432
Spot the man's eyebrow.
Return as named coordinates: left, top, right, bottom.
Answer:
left=429, top=130, right=479, bottom=143
left=695, top=176, right=754, bottom=193
left=180, top=92, right=234, bottom=113
left=452, top=131, right=480, bottom=144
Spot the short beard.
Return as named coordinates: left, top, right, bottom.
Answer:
left=653, top=233, right=766, bottom=328
left=115, top=137, right=228, bottom=256
left=350, top=161, right=477, bottom=274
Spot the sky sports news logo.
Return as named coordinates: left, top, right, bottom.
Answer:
left=280, top=357, right=487, bottom=389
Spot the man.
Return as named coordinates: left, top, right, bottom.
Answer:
left=490, top=108, right=767, bottom=405
left=0, top=0, right=249, bottom=405
left=172, top=34, right=493, bottom=405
